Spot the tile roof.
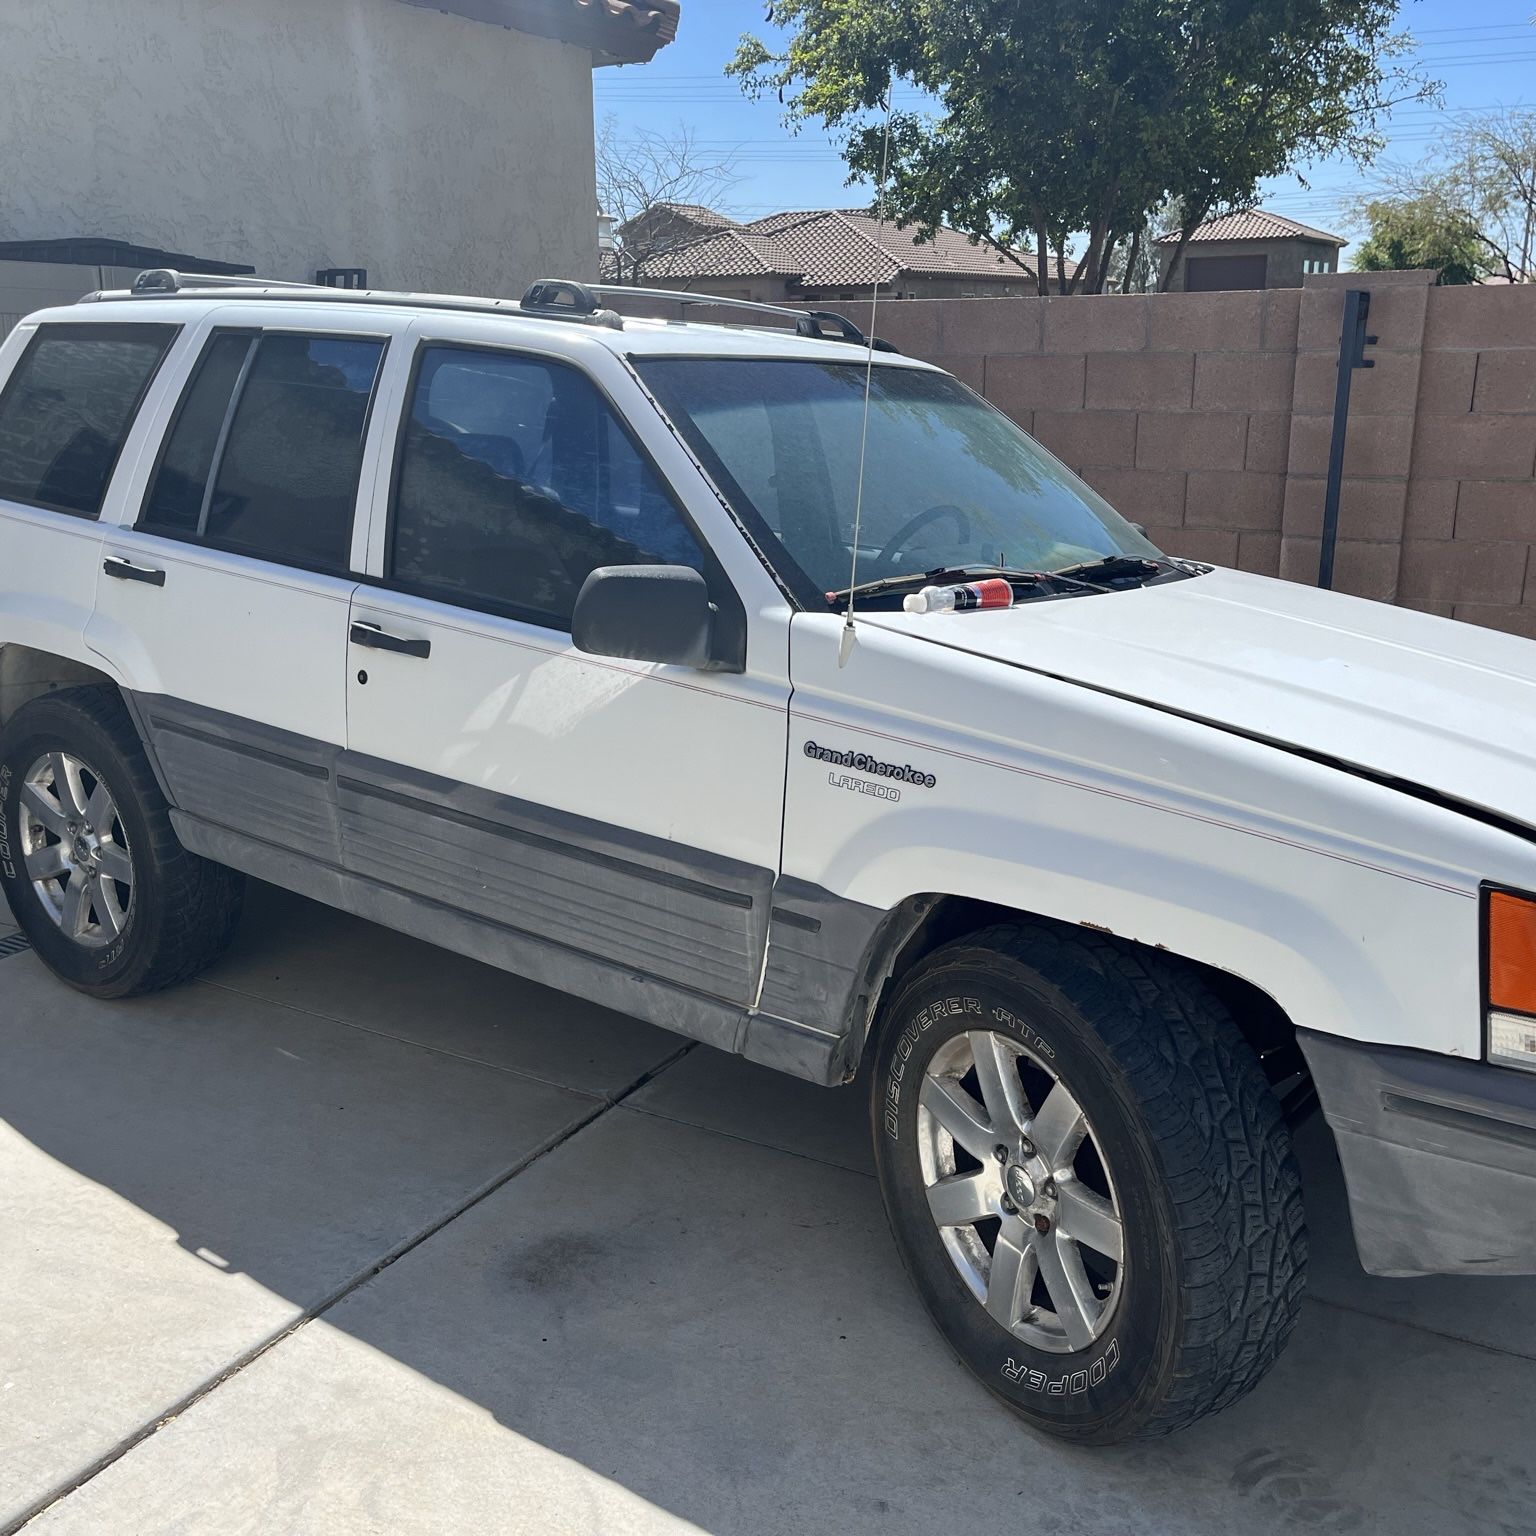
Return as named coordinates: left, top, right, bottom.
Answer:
left=1154, top=208, right=1346, bottom=246
left=833, top=212, right=1045, bottom=279
left=664, top=204, right=739, bottom=231
left=641, top=207, right=1052, bottom=286
left=397, top=0, right=680, bottom=64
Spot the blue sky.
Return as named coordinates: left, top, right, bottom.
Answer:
left=594, top=1, right=1536, bottom=258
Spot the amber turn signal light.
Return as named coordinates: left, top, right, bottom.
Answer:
left=1488, top=890, right=1536, bottom=1015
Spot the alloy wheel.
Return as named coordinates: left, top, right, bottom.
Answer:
left=18, top=751, right=135, bottom=948
left=917, top=1029, right=1125, bottom=1353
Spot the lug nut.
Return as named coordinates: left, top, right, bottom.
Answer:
left=1001, top=1195, right=1017, bottom=1213
left=1033, top=1214, right=1051, bottom=1235
left=994, top=1145, right=1009, bottom=1163
left=1042, top=1178, right=1056, bottom=1198
left=1019, top=1136, right=1035, bottom=1157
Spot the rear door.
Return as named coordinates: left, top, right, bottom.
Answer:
left=0, top=319, right=180, bottom=666
left=87, top=308, right=396, bottom=865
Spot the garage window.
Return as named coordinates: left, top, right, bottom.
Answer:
left=0, top=323, right=178, bottom=518
left=1184, top=254, right=1268, bottom=292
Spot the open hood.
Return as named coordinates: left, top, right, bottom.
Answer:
left=862, top=567, right=1536, bottom=829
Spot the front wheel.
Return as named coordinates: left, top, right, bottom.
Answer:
left=870, top=922, right=1306, bottom=1442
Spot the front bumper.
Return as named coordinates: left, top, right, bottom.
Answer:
left=1299, top=1029, right=1536, bottom=1277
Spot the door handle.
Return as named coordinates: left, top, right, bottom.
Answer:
left=103, top=556, right=166, bottom=587
left=350, top=621, right=431, bottom=659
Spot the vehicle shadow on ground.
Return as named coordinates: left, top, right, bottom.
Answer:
left=3, top=884, right=1536, bottom=1534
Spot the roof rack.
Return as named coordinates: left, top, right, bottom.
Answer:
left=81, top=268, right=621, bottom=328
left=131, top=269, right=322, bottom=294
left=80, top=270, right=899, bottom=350
left=565, top=279, right=899, bottom=351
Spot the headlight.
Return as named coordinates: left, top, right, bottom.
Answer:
left=1485, top=887, right=1536, bottom=1072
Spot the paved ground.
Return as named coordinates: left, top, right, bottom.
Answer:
left=2, top=883, right=1535, bottom=1535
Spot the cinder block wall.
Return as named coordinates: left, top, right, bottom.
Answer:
left=852, top=271, right=1536, bottom=636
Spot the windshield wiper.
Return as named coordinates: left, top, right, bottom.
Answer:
left=1049, top=553, right=1192, bottom=585
left=826, top=564, right=1105, bottom=606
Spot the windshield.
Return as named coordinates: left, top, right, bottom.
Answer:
left=634, top=357, right=1160, bottom=605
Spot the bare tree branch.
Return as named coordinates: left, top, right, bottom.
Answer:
left=596, top=116, right=743, bottom=285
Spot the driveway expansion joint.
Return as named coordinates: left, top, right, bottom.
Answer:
left=4, top=1039, right=697, bottom=1535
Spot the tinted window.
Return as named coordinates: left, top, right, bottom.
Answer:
left=140, top=332, right=254, bottom=536
left=140, top=331, right=384, bottom=571
left=390, top=347, right=702, bottom=626
left=0, top=324, right=176, bottom=518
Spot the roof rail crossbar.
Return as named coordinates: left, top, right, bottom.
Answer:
left=519, top=279, right=624, bottom=329
left=569, top=282, right=901, bottom=352
left=131, top=269, right=327, bottom=294
left=795, top=309, right=899, bottom=352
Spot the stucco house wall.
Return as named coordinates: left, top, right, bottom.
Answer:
left=0, top=0, right=599, bottom=297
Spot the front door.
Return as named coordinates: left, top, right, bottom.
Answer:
left=342, top=336, right=789, bottom=1034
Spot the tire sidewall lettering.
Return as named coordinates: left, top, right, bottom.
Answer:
left=883, top=993, right=982, bottom=1141
left=1002, top=1338, right=1119, bottom=1395
left=884, top=994, right=1055, bottom=1142
left=0, top=762, right=14, bottom=880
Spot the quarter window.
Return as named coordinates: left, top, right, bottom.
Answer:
left=389, top=346, right=703, bottom=628
left=140, top=330, right=385, bottom=572
left=0, top=324, right=177, bottom=518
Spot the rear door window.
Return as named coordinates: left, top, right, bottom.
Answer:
left=140, top=330, right=386, bottom=572
left=0, top=323, right=178, bottom=518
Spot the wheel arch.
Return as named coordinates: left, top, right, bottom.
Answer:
left=847, top=894, right=1307, bottom=1111
left=0, top=644, right=123, bottom=733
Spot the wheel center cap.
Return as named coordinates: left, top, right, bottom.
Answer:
left=72, top=835, right=93, bottom=864
left=1005, top=1164, right=1037, bottom=1209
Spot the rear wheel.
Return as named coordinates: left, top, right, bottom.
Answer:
left=870, top=921, right=1306, bottom=1442
left=0, top=686, right=244, bottom=996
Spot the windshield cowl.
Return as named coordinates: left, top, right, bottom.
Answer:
left=824, top=557, right=1201, bottom=610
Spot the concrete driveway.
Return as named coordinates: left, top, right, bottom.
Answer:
left=2, top=883, right=1533, bottom=1535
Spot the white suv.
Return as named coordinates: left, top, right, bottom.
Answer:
left=3, top=272, right=1535, bottom=1443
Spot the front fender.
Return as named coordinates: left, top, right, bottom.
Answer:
left=784, top=615, right=1536, bottom=1062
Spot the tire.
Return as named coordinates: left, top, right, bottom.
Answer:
left=0, top=685, right=244, bottom=997
left=869, top=921, right=1306, bottom=1442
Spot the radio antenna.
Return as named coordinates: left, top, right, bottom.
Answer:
left=839, top=92, right=896, bottom=669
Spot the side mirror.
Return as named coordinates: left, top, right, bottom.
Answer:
left=573, top=565, right=717, bottom=669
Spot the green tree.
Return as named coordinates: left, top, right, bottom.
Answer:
left=1372, top=110, right=1536, bottom=283
left=1350, top=196, right=1488, bottom=284
left=731, top=0, right=1435, bottom=294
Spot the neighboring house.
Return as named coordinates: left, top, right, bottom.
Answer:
left=1156, top=210, right=1346, bottom=292
left=610, top=206, right=1069, bottom=300
left=0, top=0, right=679, bottom=309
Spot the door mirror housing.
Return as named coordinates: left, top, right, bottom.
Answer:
left=573, top=565, right=722, bottom=670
